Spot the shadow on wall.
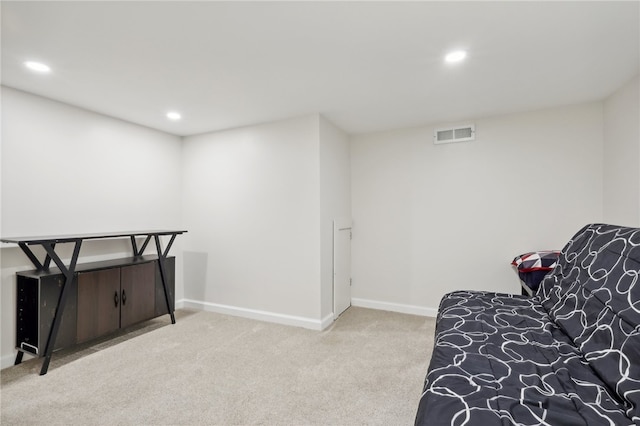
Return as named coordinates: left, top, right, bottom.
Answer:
left=183, top=251, right=208, bottom=302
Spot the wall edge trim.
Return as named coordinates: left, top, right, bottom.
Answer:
left=177, top=298, right=326, bottom=330
left=1, top=353, right=19, bottom=370
left=351, top=297, right=438, bottom=317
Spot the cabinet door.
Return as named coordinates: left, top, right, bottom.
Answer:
left=77, top=268, right=120, bottom=344
left=120, top=262, right=155, bottom=329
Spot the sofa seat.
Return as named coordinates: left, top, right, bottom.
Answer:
left=416, top=224, right=640, bottom=424
left=416, top=289, right=632, bottom=425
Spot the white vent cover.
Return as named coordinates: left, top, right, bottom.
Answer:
left=434, top=124, right=475, bottom=144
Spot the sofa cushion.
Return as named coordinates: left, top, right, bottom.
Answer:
left=512, top=250, right=560, bottom=272
left=538, top=224, right=640, bottom=420
left=415, top=290, right=632, bottom=425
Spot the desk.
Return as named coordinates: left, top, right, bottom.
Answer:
left=1, top=230, right=186, bottom=375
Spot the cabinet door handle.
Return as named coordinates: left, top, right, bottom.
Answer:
left=114, top=291, right=119, bottom=307
left=122, top=289, right=127, bottom=306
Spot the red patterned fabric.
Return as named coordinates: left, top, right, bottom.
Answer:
left=511, top=250, right=560, bottom=273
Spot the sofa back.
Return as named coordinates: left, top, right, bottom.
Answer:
left=538, top=223, right=640, bottom=419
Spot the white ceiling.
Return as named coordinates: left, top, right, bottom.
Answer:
left=2, top=1, right=639, bottom=137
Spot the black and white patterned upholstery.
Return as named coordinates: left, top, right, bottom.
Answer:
left=415, top=224, right=640, bottom=425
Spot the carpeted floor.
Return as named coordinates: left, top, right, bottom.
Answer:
left=1, top=307, right=435, bottom=425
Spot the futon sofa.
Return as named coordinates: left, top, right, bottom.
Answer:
left=415, top=223, right=640, bottom=425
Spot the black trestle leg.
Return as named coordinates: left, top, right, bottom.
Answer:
left=154, top=235, right=176, bottom=324
left=39, top=240, right=82, bottom=375
left=14, top=351, right=24, bottom=365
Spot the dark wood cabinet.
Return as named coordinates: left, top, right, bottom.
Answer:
left=16, top=256, right=174, bottom=357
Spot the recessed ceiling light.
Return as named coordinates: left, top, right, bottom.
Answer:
left=24, top=61, right=51, bottom=73
left=166, top=111, right=182, bottom=121
left=445, top=50, right=467, bottom=63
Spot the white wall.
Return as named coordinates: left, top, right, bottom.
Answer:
left=0, top=86, right=3, bottom=369
left=181, top=115, right=324, bottom=327
left=319, top=116, right=350, bottom=319
left=1, top=81, right=628, bottom=367
left=603, top=75, right=640, bottom=226
left=1, top=88, right=182, bottom=237
left=0, top=87, right=183, bottom=368
left=351, top=103, right=604, bottom=315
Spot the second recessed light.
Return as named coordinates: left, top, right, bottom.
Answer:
left=445, top=50, right=467, bottom=63
left=166, top=111, right=182, bottom=121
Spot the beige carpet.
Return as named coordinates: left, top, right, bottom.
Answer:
left=1, top=307, right=435, bottom=425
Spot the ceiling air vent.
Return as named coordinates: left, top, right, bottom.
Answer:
left=434, top=124, right=475, bottom=144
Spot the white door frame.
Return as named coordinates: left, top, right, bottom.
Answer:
left=333, top=218, right=352, bottom=320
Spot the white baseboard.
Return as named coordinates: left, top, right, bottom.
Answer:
left=351, top=298, right=438, bottom=317
left=1, top=353, right=17, bottom=370
left=177, top=298, right=333, bottom=331
left=320, top=313, right=335, bottom=330
left=0, top=351, right=35, bottom=370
